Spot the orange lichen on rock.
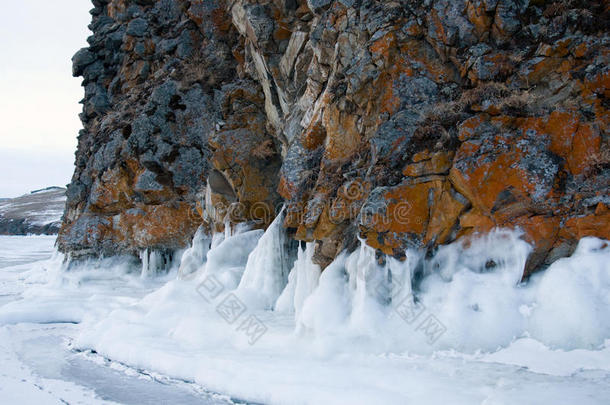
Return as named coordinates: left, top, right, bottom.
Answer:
left=312, top=205, right=339, bottom=240
left=61, top=0, right=610, bottom=271
left=322, top=105, right=361, bottom=161
left=512, top=215, right=561, bottom=276
left=569, top=123, right=601, bottom=175
left=403, top=151, right=454, bottom=177
left=546, top=110, right=580, bottom=157
left=521, top=57, right=563, bottom=84
left=450, top=151, right=535, bottom=216
left=400, top=40, right=458, bottom=84
left=458, top=116, right=487, bottom=141
left=369, top=31, right=397, bottom=60
left=425, top=182, right=468, bottom=244
left=89, top=164, right=137, bottom=213
left=545, top=111, right=601, bottom=175
left=561, top=212, right=610, bottom=241
left=302, top=115, right=327, bottom=150
left=107, top=0, right=126, bottom=20
left=458, top=208, right=496, bottom=236
left=116, top=203, right=201, bottom=249
left=466, top=0, right=493, bottom=39
left=364, top=180, right=444, bottom=238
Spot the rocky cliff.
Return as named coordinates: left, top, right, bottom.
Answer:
left=59, top=0, right=609, bottom=275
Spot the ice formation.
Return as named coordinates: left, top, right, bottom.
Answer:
left=154, top=222, right=610, bottom=353
left=236, top=209, right=296, bottom=310
left=2, top=231, right=609, bottom=404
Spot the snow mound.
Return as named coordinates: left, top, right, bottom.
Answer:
left=1, top=228, right=609, bottom=404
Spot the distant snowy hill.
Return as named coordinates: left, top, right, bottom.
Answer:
left=0, top=187, right=66, bottom=235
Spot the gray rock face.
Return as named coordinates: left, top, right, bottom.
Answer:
left=126, top=18, right=149, bottom=36
left=59, top=0, right=281, bottom=259
left=60, top=0, right=609, bottom=274
left=307, top=0, right=334, bottom=13
left=59, top=0, right=237, bottom=258
left=72, top=48, right=96, bottom=76
left=134, top=170, right=165, bottom=192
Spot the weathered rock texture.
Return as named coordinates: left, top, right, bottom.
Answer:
left=60, top=0, right=609, bottom=275
left=59, top=0, right=282, bottom=259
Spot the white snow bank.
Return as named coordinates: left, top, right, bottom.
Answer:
left=0, top=235, right=57, bottom=268
left=287, top=231, right=610, bottom=352
left=177, top=226, right=212, bottom=279
left=205, top=228, right=263, bottom=289
left=527, top=237, right=610, bottom=349
left=1, top=229, right=609, bottom=404
left=67, top=229, right=610, bottom=403
left=479, top=337, right=610, bottom=376
left=0, top=254, right=170, bottom=326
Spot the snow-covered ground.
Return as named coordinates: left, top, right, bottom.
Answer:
left=0, top=225, right=609, bottom=404
left=0, top=187, right=66, bottom=234
left=0, top=236, right=241, bottom=404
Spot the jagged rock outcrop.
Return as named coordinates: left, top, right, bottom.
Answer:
left=59, top=0, right=282, bottom=259
left=60, top=0, right=609, bottom=275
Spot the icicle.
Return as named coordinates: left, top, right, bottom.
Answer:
left=275, top=242, right=320, bottom=320
left=387, top=250, right=421, bottom=307
left=274, top=263, right=297, bottom=314
left=210, top=231, right=225, bottom=250
left=178, top=226, right=211, bottom=280
left=140, top=249, right=170, bottom=278
left=343, top=241, right=388, bottom=331
left=236, top=208, right=295, bottom=310
left=294, top=243, right=321, bottom=320
left=424, top=228, right=531, bottom=285
left=140, top=249, right=150, bottom=278
left=224, top=219, right=232, bottom=240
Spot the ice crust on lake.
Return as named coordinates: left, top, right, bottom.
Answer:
left=1, top=228, right=609, bottom=404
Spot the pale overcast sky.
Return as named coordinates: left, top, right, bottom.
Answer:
left=0, top=0, right=92, bottom=197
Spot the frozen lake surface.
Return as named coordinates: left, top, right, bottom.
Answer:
left=0, top=233, right=609, bottom=404
left=0, top=235, right=240, bottom=404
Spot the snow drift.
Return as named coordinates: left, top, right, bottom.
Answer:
left=1, top=226, right=609, bottom=404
